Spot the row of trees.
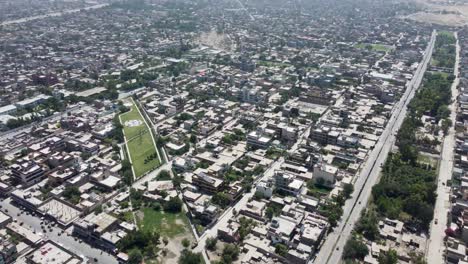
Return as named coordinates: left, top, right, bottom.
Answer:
left=343, top=32, right=455, bottom=262
left=432, top=31, right=456, bottom=68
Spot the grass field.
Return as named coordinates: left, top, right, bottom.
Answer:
left=137, top=207, right=190, bottom=238
left=355, top=43, right=393, bottom=52
left=120, top=101, right=160, bottom=178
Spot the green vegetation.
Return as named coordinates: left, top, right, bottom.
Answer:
left=178, top=250, right=204, bottom=264
left=431, top=31, right=456, bottom=68
left=120, top=101, right=160, bottom=177
left=164, top=196, right=183, bottom=213
left=221, top=244, right=240, bottom=264
left=222, top=129, right=245, bottom=145
left=355, top=208, right=379, bottom=241
left=118, top=229, right=160, bottom=262
left=212, top=192, right=231, bottom=208
left=372, top=153, right=436, bottom=229
left=355, top=43, right=393, bottom=52
left=378, top=249, right=398, bottom=264
left=345, top=33, right=455, bottom=261
left=62, top=186, right=81, bottom=204
left=205, top=237, right=218, bottom=251
left=238, top=217, right=256, bottom=241
left=306, top=179, right=332, bottom=199
left=275, top=243, right=288, bottom=257
left=265, top=147, right=285, bottom=160
left=343, top=237, right=369, bottom=261
left=137, top=207, right=189, bottom=238
left=257, top=60, right=291, bottom=68
left=156, top=170, right=171, bottom=181
left=318, top=194, right=345, bottom=228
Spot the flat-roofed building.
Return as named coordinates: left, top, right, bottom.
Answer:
left=192, top=171, right=224, bottom=194
left=274, top=171, right=305, bottom=196
left=10, top=160, right=45, bottom=186
left=73, top=212, right=119, bottom=250
left=25, top=240, right=83, bottom=264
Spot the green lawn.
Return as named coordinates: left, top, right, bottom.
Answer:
left=120, top=101, right=160, bottom=178
left=137, top=207, right=190, bottom=238
left=120, top=103, right=146, bottom=139
left=355, top=43, right=393, bottom=52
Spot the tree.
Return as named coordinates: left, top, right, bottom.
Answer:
left=165, top=197, right=183, bottom=213
left=157, top=170, right=171, bottom=181
left=275, top=243, right=288, bottom=256
left=178, top=250, right=203, bottom=264
left=441, top=118, right=452, bottom=135
left=222, top=244, right=239, bottom=264
left=399, top=144, right=418, bottom=165
left=212, top=192, right=231, bottom=208
left=355, top=209, right=379, bottom=241
left=343, top=183, right=354, bottom=199
left=128, top=248, right=143, bottom=264
left=238, top=217, right=256, bottom=240
left=343, top=237, right=368, bottom=260
left=378, top=249, right=398, bottom=264
left=206, top=237, right=218, bottom=251
left=182, top=238, right=190, bottom=249
left=63, top=186, right=80, bottom=203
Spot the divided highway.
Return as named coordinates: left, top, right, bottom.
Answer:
left=314, top=30, right=437, bottom=264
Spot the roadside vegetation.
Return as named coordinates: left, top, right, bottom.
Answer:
left=343, top=31, right=456, bottom=262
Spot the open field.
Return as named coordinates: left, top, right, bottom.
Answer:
left=120, top=102, right=160, bottom=177
left=136, top=207, right=194, bottom=264
left=137, top=207, right=190, bottom=238
left=355, top=43, right=393, bottom=52
left=404, top=0, right=468, bottom=26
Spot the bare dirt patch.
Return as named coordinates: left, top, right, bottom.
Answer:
left=403, top=0, right=468, bottom=26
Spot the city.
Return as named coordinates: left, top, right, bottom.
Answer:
left=0, top=0, right=466, bottom=264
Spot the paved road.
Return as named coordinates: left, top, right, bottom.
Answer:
left=0, top=4, right=109, bottom=26
left=0, top=105, right=88, bottom=142
left=0, top=198, right=118, bottom=264
left=426, top=31, right=460, bottom=263
left=314, top=30, right=437, bottom=264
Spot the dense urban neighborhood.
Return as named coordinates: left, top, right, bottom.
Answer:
left=0, top=0, right=467, bottom=264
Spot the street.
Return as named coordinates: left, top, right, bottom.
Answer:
left=0, top=4, right=109, bottom=26
left=426, top=31, right=461, bottom=263
left=0, top=198, right=118, bottom=264
left=314, top=30, right=437, bottom=264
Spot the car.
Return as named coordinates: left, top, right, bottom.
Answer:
left=191, top=242, right=198, bottom=249
left=336, top=247, right=340, bottom=251
left=435, top=219, right=438, bottom=224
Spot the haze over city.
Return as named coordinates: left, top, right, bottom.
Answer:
left=0, top=0, right=466, bottom=264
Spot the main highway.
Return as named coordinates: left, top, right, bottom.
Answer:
left=314, top=30, right=437, bottom=264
